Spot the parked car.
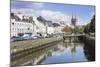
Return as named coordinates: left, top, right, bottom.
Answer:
left=11, top=36, right=16, bottom=42
left=23, top=36, right=33, bottom=40
left=22, top=34, right=32, bottom=40
left=32, top=36, right=38, bottom=39
left=15, top=37, right=23, bottom=41
left=11, top=36, right=23, bottom=42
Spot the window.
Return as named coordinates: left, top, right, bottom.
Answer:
left=18, top=29, right=19, bottom=32
left=27, top=27, right=30, bottom=30
left=12, top=23, right=14, bottom=25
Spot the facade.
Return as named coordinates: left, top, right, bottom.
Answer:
left=33, top=16, right=54, bottom=36
left=11, top=13, right=55, bottom=37
left=53, top=22, right=66, bottom=34
left=11, top=13, right=68, bottom=38
left=10, top=13, right=35, bottom=37
left=47, top=26, right=54, bottom=34
left=33, top=17, right=46, bottom=36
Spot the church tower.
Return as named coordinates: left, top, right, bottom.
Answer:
left=71, top=15, right=77, bottom=26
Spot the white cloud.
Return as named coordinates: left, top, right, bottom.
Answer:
left=11, top=8, right=38, bottom=16
left=33, top=2, right=44, bottom=8
left=11, top=8, right=87, bottom=25
left=40, top=10, right=71, bottom=23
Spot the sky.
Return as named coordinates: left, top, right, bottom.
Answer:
left=11, top=0, right=95, bottom=25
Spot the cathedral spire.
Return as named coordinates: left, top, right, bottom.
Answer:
left=71, top=14, right=77, bottom=26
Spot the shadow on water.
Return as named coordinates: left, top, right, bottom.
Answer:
left=83, top=43, right=95, bottom=61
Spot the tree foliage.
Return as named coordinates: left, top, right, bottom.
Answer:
left=84, top=15, right=95, bottom=33
left=62, top=25, right=72, bottom=32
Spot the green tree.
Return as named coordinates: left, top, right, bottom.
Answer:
left=84, top=15, right=95, bottom=33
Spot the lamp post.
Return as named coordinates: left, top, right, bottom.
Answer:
left=45, top=21, right=48, bottom=36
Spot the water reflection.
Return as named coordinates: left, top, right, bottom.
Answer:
left=41, top=42, right=87, bottom=64
left=12, top=41, right=95, bottom=66
left=84, top=43, right=95, bottom=61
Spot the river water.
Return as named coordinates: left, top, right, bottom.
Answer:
left=12, top=40, right=95, bottom=66
left=11, top=37, right=95, bottom=66
left=27, top=41, right=95, bottom=65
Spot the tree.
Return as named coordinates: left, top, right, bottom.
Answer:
left=62, top=25, right=71, bottom=32
left=84, top=15, right=95, bottom=33
left=89, top=15, right=95, bottom=33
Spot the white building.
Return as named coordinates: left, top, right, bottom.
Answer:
left=53, top=21, right=66, bottom=34
left=11, top=13, right=55, bottom=38
left=33, top=16, right=54, bottom=36
left=10, top=13, right=35, bottom=37
left=47, top=26, right=54, bottom=34
left=33, top=17, right=46, bottom=35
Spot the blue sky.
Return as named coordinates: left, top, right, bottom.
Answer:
left=11, top=0, right=95, bottom=25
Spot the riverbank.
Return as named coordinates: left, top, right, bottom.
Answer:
left=11, top=37, right=62, bottom=53
left=11, top=41, right=63, bottom=66
left=11, top=37, right=63, bottom=59
left=78, top=34, right=95, bottom=47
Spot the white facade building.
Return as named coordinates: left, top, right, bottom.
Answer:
left=47, top=26, right=54, bottom=34
left=33, top=16, right=54, bottom=36
left=33, top=17, right=46, bottom=35
left=53, top=22, right=66, bottom=34
left=10, top=13, right=34, bottom=37
left=11, top=13, right=55, bottom=37
left=11, top=19, right=34, bottom=37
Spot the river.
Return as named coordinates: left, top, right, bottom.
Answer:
left=20, top=40, right=95, bottom=65
left=11, top=40, right=95, bottom=66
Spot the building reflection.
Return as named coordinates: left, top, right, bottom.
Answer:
left=71, top=43, right=76, bottom=54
